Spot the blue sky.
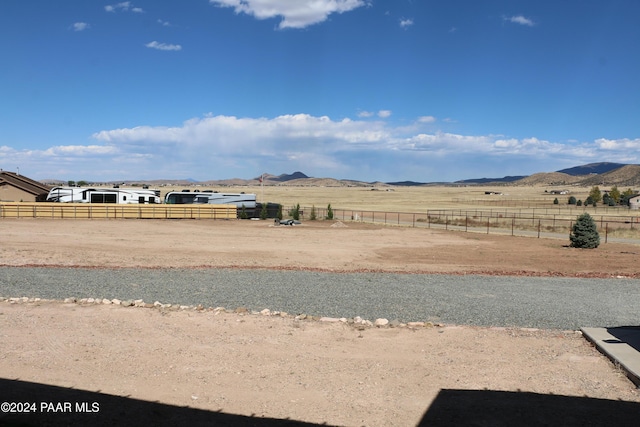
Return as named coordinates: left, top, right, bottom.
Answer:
left=1, top=1, right=639, bottom=183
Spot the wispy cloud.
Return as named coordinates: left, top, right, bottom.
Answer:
left=157, top=19, right=171, bottom=27
left=145, top=41, right=182, bottom=51
left=418, top=116, right=436, bottom=123
left=399, top=18, right=414, bottom=28
left=105, top=2, right=144, bottom=13
left=71, top=22, right=90, bottom=32
left=504, top=15, right=535, bottom=27
left=209, top=0, right=367, bottom=29
left=357, top=110, right=392, bottom=118
left=357, top=111, right=374, bottom=118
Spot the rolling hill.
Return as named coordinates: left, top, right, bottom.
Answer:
left=556, top=162, right=628, bottom=176
left=41, top=163, right=640, bottom=188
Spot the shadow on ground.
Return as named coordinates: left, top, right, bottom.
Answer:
left=3, top=379, right=640, bottom=426
left=419, top=389, right=640, bottom=427
left=0, top=378, right=324, bottom=426
left=606, top=326, right=640, bottom=353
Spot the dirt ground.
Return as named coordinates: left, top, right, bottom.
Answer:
left=1, top=218, right=639, bottom=426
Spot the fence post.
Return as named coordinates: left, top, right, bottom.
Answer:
left=512, top=218, right=514, bottom=236
left=413, top=213, right=415, bottom=227
left=605, top=222, right=608, bottom=244
left=537, top=220, right=541, bottom=238
left=487, top=218, right=490, bottom=234
left=465, top=215, right=468, bottom=232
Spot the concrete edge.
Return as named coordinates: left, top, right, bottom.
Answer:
left=581, top=327, right=640, bottom=388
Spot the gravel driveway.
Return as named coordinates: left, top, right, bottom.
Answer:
left=2, top=267, right=639, bottom=330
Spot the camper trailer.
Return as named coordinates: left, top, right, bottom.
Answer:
left=46, top=187, right=160, bottom=204
left=164, top=190, right=258, bottom=217
left=164, top=190, right=257, bottom=208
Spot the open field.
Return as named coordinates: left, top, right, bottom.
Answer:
left=141, top=183, right=640, bottom=215
left=154, top=184, right=640, bottom=240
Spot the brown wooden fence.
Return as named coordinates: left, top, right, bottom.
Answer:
left=0, top=202, right=237, bottom=220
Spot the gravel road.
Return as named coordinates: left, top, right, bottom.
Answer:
left=1, top=267, right=639, bottom=330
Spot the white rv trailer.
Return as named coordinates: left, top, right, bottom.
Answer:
left=46, top=187, right=160, bottom=204
left=164, top=190, right=257, bottom=209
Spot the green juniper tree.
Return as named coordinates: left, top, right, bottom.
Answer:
left=290, top=204, right=301, bottom=220
left=570, top=213, right=600, bottom=249
left=326, top=203, right=334, bottom=220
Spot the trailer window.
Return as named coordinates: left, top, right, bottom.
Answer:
left=90, top=193, right=117, bottom=203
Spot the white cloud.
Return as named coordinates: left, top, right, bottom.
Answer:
left=377, top=110, right=392, bottom=118
left=10, top=114, right=640, bottom=182
left=157, top=19, right=171, bottom=27
left=209, top=0, right=367, bottom=29
left=105, top=2, right=143, bottom=13
left=71, top=22, right=90, bottom=32
left=92, top=114, right=612, bottom=166
left=399, top=18, right=413, bottom=28
left=418, top=116, right=436, bottom=123
left=596, top=138, right=640, bottom=150
left=505, top=15, right=535, bottom=27
left=357, top=111, right=374, bottom=118
left=43, top=145, right=118, bottom=156
left=145, top=41, right=182, bottom=51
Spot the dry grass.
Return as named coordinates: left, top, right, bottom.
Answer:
left=96, top=183, right=640, bottom=226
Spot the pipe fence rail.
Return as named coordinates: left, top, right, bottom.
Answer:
left=294, top=206, right=640, bottom=244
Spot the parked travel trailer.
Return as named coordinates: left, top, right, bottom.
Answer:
left=46, top=187, right=161, bottom=204
left=164, top=190, right=257, bottom=209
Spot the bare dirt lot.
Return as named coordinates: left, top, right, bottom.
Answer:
left=1, top=218, right=639, bottom=426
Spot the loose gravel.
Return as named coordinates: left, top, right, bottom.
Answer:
left=1, top=267, right=639, bottom=330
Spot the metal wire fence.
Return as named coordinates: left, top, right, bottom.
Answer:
left=294, top=206, right=640, bottom=243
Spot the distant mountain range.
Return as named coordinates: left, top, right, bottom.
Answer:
left=41, top=162, right=640, bottom=188
left=259, top=172, right=309, bottom=182
left=269, top=163, right=640, bottom=187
